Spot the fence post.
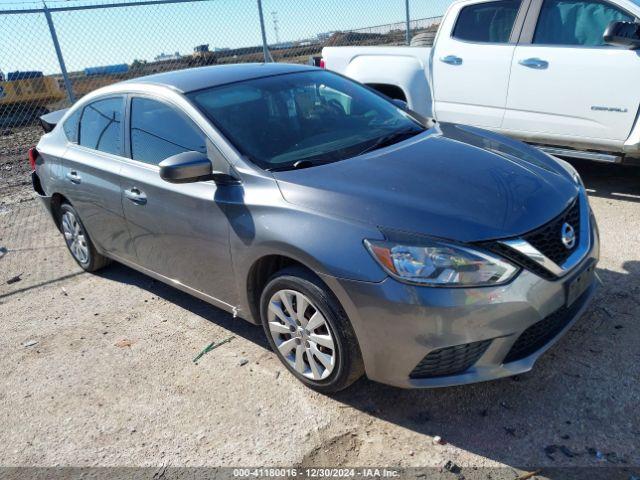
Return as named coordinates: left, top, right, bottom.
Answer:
left=256, top=0, right=273, bottom=63
left=43, top=4, right=75, bottom=103
left=405, top=0, right=411, bottom=44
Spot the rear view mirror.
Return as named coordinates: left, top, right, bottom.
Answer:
left=603, top=21, right=640, bottom=49
left=159, top=151, right=213, bottom=183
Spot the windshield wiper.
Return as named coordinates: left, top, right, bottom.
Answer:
left=355, top=128, right=422, bottom=157
left=268, top=159, right=329, bottom=172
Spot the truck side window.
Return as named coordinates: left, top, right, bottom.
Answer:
left=130, top=97, right=207, bottom=166
left=533, top=0, right=633, bottom=46
left=78, top=97, right=123, bottom=156
left=452, top=0, right=522, bottom=43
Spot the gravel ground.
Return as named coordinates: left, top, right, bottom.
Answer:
left=0, top=126, right=42, bottom=207
left=0, top=143, right=639, bottom=477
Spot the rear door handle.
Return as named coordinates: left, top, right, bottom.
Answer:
left=124, top=187, right=147, bottom=205
left=66, top=171, right=81, bottom=184
left=519, top=58, right=549, bottom=69
left=440, top=55, right=463, bottom=65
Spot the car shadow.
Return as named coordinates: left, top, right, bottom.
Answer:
left=98, top=258, right=640, bottom=472
left=569, top=160, right=640, bottom=204
left=96, top=262, right=269, bottom=350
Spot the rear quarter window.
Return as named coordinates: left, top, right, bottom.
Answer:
left=62, top=109, right=81, bottom=143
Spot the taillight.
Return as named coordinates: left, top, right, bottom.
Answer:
left=319, top=58, right=326, bottom=69
left=28, top=147, right=38, bottom=171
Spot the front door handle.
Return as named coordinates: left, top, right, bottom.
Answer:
left=124, top=187, right=147, bottom=205
left=66, top=171, right=81, bottom=184
left=519, top=57, right=549, bottom=69
left=440, top=55, right=463, bottom=66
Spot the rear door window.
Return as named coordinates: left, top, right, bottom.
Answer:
left=130, top=97, right=207, bottom=166
left=78, top=97, right=124, bottom=155
left=533, top=0, right=633, bottom=46
left=452, top=0, right=522, bottom=43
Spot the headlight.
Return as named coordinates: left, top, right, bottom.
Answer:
left=364, top=238, right=519, bottom=287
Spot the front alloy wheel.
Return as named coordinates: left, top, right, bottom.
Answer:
left=267, top=289, right=336, bottom=380
left=260, top=266, right=364, bottom=393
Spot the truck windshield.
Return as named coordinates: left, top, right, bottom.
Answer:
left=188, top=70, right=425, bottom=171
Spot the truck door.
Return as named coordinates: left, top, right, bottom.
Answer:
left=502, top=0, right=640, bottom=148
left=432, top=0, right=525, bottom=128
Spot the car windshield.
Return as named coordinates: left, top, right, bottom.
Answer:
left=188, top=70, right=425, bottom=170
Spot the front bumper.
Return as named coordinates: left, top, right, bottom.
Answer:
left=322, top=217, right=600, bottom=389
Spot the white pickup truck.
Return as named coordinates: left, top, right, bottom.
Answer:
left=322, top=0, right=640, bottom=164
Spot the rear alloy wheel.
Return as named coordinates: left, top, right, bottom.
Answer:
left=61, top=210, right=90, bottom=265
left=260, top=266, right=364, bottom=393
left=58, top=203, right=110, bottom=272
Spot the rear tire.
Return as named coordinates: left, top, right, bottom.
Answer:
left=260, top=266, right=364, bottom=393
left=58, top=203, right=110, bottom=272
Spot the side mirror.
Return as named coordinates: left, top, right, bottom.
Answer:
left=159, top=151, right=213, bottom=183
left=159, top=151, right=240, bottom=185
left=604, top=21, right=640, bottom=49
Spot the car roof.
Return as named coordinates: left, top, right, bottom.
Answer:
left=124, top=63, right=317, bottom=93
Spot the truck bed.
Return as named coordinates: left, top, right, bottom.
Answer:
left=322, top=46, right=433, bottom=118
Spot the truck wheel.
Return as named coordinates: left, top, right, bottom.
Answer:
left=58, top=203, right=110, bottom=272
left=260, top=266, right=364, bottom=393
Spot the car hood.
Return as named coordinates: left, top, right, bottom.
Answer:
left=272, top=123, right=580, bottom=242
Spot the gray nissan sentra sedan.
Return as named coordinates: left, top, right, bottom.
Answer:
left=30, top=63, right=599, bottom=392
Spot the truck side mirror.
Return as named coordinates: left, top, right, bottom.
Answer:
left=603, top=21, right=640, bottom=49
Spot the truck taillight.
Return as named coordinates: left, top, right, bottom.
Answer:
left=28, top=147, right=38, bottom=171
left=319, top=58, right=326, bottom=69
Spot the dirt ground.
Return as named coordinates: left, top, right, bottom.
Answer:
left=0, top=141, right=639, bottom=477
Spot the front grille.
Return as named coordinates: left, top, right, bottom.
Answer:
left=479, top=197, right=582, bottom=280
left=504, top=288, right=591, bottom=363
left=485, top=241, right=556, bottom=281
left=409, top=339, right=492, bottom=379
left=523, top=199, right=580, bottom=266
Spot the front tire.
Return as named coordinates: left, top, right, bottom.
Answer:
left=260, top=266, right=364, bottom=393
left=58, top=203, right=110, bottom=272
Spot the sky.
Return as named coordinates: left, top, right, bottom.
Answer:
left=0, top=0, right=452, bottom=75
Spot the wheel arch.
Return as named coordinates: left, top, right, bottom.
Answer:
left=245, top=254, right=321, bottom=324
left=50, top=192, right=71, bottom=230
left=366, top=83, right=407, bottom=102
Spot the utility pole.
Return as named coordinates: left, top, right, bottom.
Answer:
left=405, top=0, right=411, bottom=45
left=257, top=0, right=273, bottom=62
left=43, top=2, right=75, bottom=103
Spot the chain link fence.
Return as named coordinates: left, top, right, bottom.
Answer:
left=0, top=0, right=451, bottom=190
